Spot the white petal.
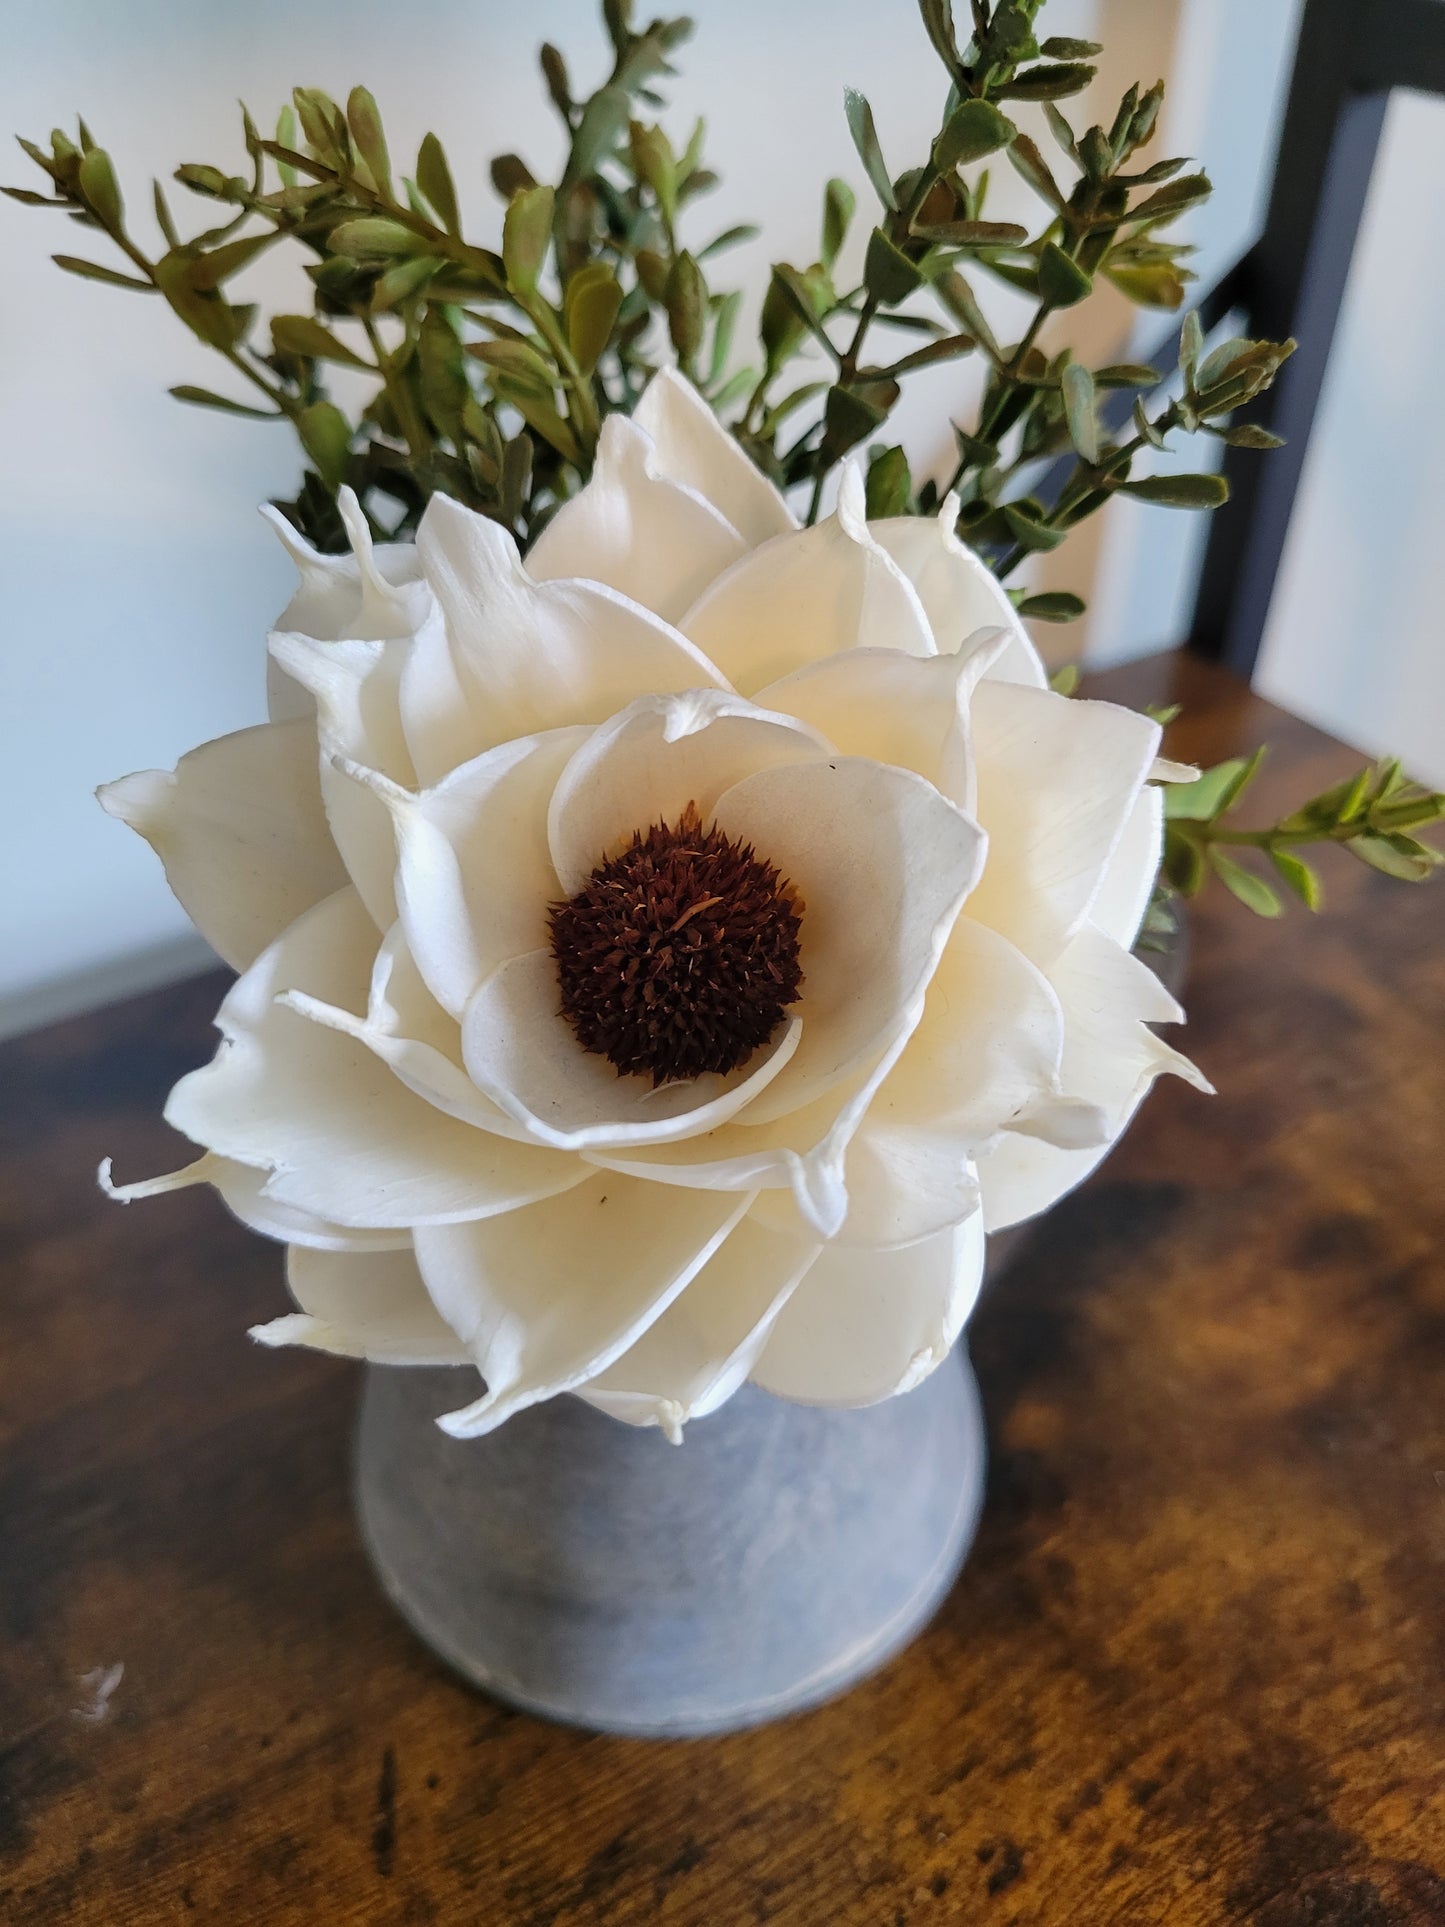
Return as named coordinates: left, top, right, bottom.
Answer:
left=634, top=366, right=797, bottom=547
left=527, top=414, right=748, bottom=622
left=98, top=1151, right=409, bottom=1252
left=461, top=949, right=802, bottom=1150
left=964, top=682, right=1161, bottom=966
left=165, top=887, right=587, bottom=1226
left=755, top=641, right=1001, bottom=809
left=269, top=626, right=420, bottom=930
left=752, top=1212, right=986, bottom=1406
left=836, top=917, right=1066, bottom=1248
left=579, top=1205, right=822, bottom=1438
left=415, top=1177, right=755, bottom=1435
left=546, top=689, right=830, bottom=896
left=263, top=492, right=428, bottom=644
left=870, top=494, right=1047, bottom=686
left=709, top=756, right=986, bottom=1122
left=262, top=492, right=430, bottom=722
left=976, top=926, right=1210, bottom=1231
left=680, top=463, right=936, bottom=694
left=251, top=1243, right=469, bottom=1364
left=98, top=719, right=345, bottom=971
left=405, top=492, right=729, bottom=782
left=356, top=725, right=590, bottom=1019
left=1151, top=756, right=1200, bottom=784
left=1089, top=784, right=1164, bottom=949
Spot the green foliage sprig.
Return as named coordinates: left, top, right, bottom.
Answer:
left=7, top=0, right=1441, bottom=913
left=1161, top=753, right=1445, bottom=917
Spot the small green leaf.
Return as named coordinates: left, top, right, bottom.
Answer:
left=1270, top=849, right=1322, bottom=910
left=911, top=217, right=1028, bottom=246
left=697, top=223, right=760, bottom=261
left=271, top=313, right=372, bottom=368
left=1210, top=849, right=1283, bottom=916
left=1180, top=310, right=1203, bottom=379
left=1120, top=472, right=1229, bottom=509
left=768, top=263, right=839, bottom=363
left=821, top=385, right=890, bottom=463
left=1006, top=133, right=1065, bottom=210
left=346, top=87, right=392, bottom=200
left=932, top=99, right=1016, bottom=173
left=996, top=62, right=1096, bottom=101
left=490, top=153, right=537, bottom=201
left=879, top=331, right=977, bottom=376
left=502, top=183, right=555, bottom=296
left=843, top=89, right=896, bottom=211
left=1130, top=172, right=1212, bottom=225
left=1037, top=242, right=1092, bottom=308
left=77, top=147, right=123, bottom=233
left=540, top=43, right=572, bottom=119
left=297, top=399, right=352, bottom=491
left=416, top=131, right=460, bottom=234
left=863, top=227, right=923, bottom=305
left=1001, top=503, right=1067, bottom=551
left=188, top=230, right=278, bottom=290
left=371, top=254, right=441, bottom=312
left=822, top=177, right=855, bottom=269
left=1163, top=827, right=1207, bottom=895
left=329, top=216, right=426, bottom=259
left=665, top=249, right=706, bottom=366
left=1040, top=36, right=1103, bottom=56
left=566, top=85, right=630, bottom=181
left=1220, top=423, right=1286, bottom=450
left=1048, top=662, right=1081, bottom=694
left=865, top=444, right=912, bottom=518
left=1061, top=361, right=1098, bottom=464
left=168, top=384, right=278, bottom=419
left=1165, top=756, right=1258, bottom=821
left=1347, top=834, right=1440, bottom=882
left=52, top=254, right=151, bottom=291
left=1104, top=261, right=1189, bottom=309
left=1021, top=591, right=1086, bottom=623
left=564, top=262, right=624, bottom=373
left=1095, top=363, right=1161, bottom=388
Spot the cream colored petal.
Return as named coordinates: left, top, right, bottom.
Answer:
left=415, top=1177, right=756, bottom=1436
left=349, top=725, right=590, bottom=1019
left=752, top=1212, right=986, bottom=1407
left=527, top=413, right=749, bottom=622
left=869, top=494, right=1046, bottom=686
left=754, top=639, right=1005, bottom=808
left=1089, top=784, right=1164, bottom=949
left=586, top=1030, right=911, bottom=1243
left=99, top=1150, right=409, bottom=1252
left=98, top=718, right=345, bottom=971
left=964, top=681, right=1161, bottom=967
left=546, top=689, right=830, bottom=896
left=262, top=491, right=430, bottom=722
left=633, top=366, right=797, bottom=547
left=679, top=463, right=936, bottom=695
left=165, top=887, right=586, bottom=1227
left=263, top=490, right=428, bottom=644
left=461, top=948, right=803, bottom=1151
left=404, top=492, right=730, bottom=782
left=579, top=1206, right=822, bottom=1438
left=251, top=1243, right=470, bottom=1364
left=709, top=756, right=986, bottom=1122
left=976, top=926, right=1210, bottom=1231
left=268, top=625, right=421, bottom=930
left=835, top=917, right=1067, bottom=1248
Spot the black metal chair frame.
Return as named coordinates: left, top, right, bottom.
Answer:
left=1186, top=0, right=1445, bottom=677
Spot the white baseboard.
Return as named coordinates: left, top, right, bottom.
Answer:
left=0, top=934, right=219, bottom=1044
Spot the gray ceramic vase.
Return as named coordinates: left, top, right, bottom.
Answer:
left=354, top=1346, right=986, bottom=1738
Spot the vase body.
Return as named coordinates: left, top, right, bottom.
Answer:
left=354, top=1346, right=985, bottom=1738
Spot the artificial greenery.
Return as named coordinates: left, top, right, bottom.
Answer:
left=8, top=0, right=1441, bottom=912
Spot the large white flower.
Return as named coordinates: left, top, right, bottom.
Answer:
left=102, top=369, right=1205, bottom=1441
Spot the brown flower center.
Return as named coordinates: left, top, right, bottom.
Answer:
left=548, top=803, right=804, bottom=1086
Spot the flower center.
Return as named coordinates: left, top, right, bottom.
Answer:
left=548, top=802, right=804, bottom=1086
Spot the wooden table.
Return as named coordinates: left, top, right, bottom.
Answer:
left=3, top=655, right=1443, bottom=1925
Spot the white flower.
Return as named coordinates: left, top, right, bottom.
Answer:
left=101, top=369, right=1206, bottom=1441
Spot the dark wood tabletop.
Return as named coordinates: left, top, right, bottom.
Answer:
left=3, top=652, right=1442, bottom=1926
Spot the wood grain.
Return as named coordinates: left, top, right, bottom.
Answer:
left=2, top=655, right=1442, bottom=1925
